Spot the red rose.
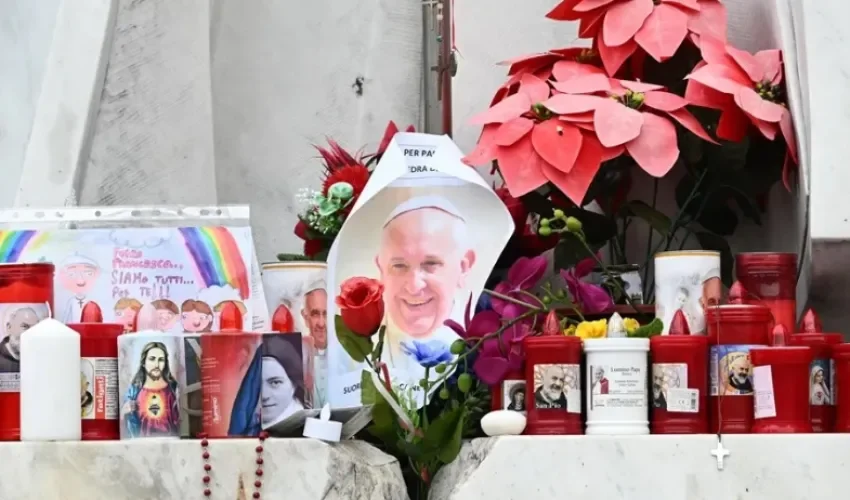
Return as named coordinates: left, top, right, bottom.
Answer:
left=294, top=220, right=310, bottom=240
left=336, top=277, right=385, bottom=336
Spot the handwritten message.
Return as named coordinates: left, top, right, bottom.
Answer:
left=111, top=248, right=190, bottom=300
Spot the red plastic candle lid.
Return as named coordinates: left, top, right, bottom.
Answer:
left=0, top=262, right=55, bottom=275
left=735, top=252, right=796, bottom=273
left=791, top=333, right=843, bottom=346
left=524, top=334, right=582, bottom=349
left=705, top=304, right=773, bottom=322
left=219, top=301, right=243, bottom=331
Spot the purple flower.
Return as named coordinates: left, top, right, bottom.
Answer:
left=490, top=256, right=547, bottom=318
left=560, top=256, right=614, bottom=315
left=445, top=295, right=501, bottom=341
left=474, top=317, right=532, bottom=385
left=400, top=340, right=454, bottom=368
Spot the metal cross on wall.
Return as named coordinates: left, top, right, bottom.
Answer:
left=421, top=0, right=456, bottom=136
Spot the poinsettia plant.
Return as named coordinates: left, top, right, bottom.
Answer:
left=465, top=0, right=799, bottom=301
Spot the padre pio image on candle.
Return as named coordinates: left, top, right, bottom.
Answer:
left=0, top=303, right=50, bottom=374
left=652, top=363, right=687, bottom=410
left=713, top=347, right=754, bottom=396
left=533, top=364, right=580, bottom=412
left=503, top=380, right=527, bottom=414
left=326, top=133, right=512, bottom=409
left=118, top=335, right=183, bottom=439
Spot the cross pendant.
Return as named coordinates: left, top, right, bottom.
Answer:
left=711, top=440, right=730, bottom=470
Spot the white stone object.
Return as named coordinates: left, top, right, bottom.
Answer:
left=430, top=435, right=846, bottom=500
left=20, top=318, right=82, bottom=441
left=303, top=403, right=342, bottom=442
left=584, top=338, right=650, bottom=435
left=0, top=439, right=406, bottom=499
left=480, top=410, right=527, bottom=437
left=606, top=312, right=627, bottom=338
left=654, top=251, right=721, bottom=335
left=711, top=439, right=731, bottom=471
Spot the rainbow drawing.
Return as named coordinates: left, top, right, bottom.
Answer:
left=0, top=230, right=50, bottom=262
left=178, top=227, right=251, bottom=299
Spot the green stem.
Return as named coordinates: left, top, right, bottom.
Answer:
left=421, top=367, right=430, bottom=430
left=642, top=179, right=659, bottom=298
left=663, top=168, right=708, bottom=252
left=485, top=288, right=583, bottom=320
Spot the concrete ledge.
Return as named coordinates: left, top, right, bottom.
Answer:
left=0, top=439, right=407, bottom=500
left=430, top=435, right=848, bottom=500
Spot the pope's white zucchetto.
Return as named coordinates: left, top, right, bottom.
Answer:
left=61, top=252, right=98, bottom=268
left=382, top=195, right=466, bottom=228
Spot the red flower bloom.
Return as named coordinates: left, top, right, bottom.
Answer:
left=546, top=0, right=728, bottom=75
left=336, top=277, right=385, bottom=336
left=314, top=140, right=362, bottom=180
left=495, top=187, right=528, bottom=234
left=322, top=164, right=370, bottom=200
left=685, top=37, right=798, bottom=186
left=369, top=121, right=417, bottom=162
left=303, top=238, right=325, bottom=258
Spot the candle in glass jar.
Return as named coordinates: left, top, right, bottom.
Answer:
left=790, top=308, right=842, bottom=432
left=735, top=252, right=797, bottom=334
left=650, top=310, right=708, bottom=434
left=834, top=343, right=850, bottom=433
left=0, top=263, right=54, bottom=441
left=706, top=304, right=772, bottom=433
left=523, top=312, right=582, bottom=435
left=751, top=325, right=813, bottom=433
left=20, top=318, right=81, bottom=441
left=67, top=302, right=124, bottom=441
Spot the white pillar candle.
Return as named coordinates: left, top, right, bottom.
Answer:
left=20, top=318, right=82, bottom=441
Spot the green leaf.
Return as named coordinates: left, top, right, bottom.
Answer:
left=317, top=198, right=341, bottom=216
left=623, top=200, right=671, bottom=235
left=372, top=326, right=386, bottom=361
left=395, top=439, right=426, bottom=461
left=629, top=317, right=664, bottom=338
left=360, top=370, right=379, bottom=406
left=276, top=253, right=313, bottom=262
left=334, top=315, right=372, bottom=362
left=694, top=231, right=734, bottom=286
left=420, top=406, right=466, bottom=465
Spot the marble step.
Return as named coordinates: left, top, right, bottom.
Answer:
left=0, top=438, right=408, bottom=500
left=430, top=434, right=849, bottom=500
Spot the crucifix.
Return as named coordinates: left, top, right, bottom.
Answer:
left=710, top=439, right=730, bottom=470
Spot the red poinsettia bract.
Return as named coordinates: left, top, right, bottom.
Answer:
left=463, top=64, right=714, bottom=204
left=684, top=37, right=798, bottom=186
left=546, top=0, right=727, bottom=75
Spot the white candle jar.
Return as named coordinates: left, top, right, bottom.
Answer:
left=584, top=338, right=650, bottom=435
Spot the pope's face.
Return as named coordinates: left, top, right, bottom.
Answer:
left=377, top=208, right=475, bottom=338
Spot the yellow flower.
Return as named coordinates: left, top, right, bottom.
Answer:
left=623, top=317, right=640, bottom=335
left=575, top=319, right=607, bottom=339
left=564, top=324, right=577, bottom=336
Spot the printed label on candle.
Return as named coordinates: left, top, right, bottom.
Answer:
left=652, top=363, right=691, bottom=411
left=710, top=345, right=758, bottom=396
left=809, top=358, right=833, bottom=406
left=665, top=388, right=699, bottom=413
left=753, top=365, right=777, bottom=419
left=501, top=379, right=527, bottom=415
left=532, top=363, right=580, bottom=414
left=589, top=363, right=647, bottom=409
left=81, top=357, right=119, bottom=420
left=0, top=302, right=51, bottom=392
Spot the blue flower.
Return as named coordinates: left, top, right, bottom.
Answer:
left=400, top=340, right=453, bottom=368
left=475, top=293, right=492, bottom=313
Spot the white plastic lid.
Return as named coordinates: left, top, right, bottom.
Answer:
left=303, top=404, right=341, bottom=442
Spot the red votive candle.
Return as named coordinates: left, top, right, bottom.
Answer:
left=67, top=302, right=124, bottom=440
left=751, top=325, right=813, bottom=433
left=523, top=322, right=582, bottom=435
left=0, top=263, right=54, bottom=442
left=834, top=344, right=850, bottom=433
left=202, top=301, right=262, bottom=438
left=706, top=304, right=772, bottom=433
left=650, top=310, right=708, bottom=434
left=490, top=369, right=526, bottom=414
left=790, top=309, right=843, bottom=432
left=735, top=252, right=797, bottom=334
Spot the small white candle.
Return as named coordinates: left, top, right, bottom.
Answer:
left=20, top=318, right=82, bottom=441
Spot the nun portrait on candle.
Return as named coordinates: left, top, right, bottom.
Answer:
left=260, top=334, right=308, bottom=429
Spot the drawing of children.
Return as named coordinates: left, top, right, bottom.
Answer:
left=114, top=298, right=143, bottom=332
left=152, top=300, right=180, bottom=332
left=59, top=253, right=102, bottom=323
left=181, top=300, right=213, bottom=333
